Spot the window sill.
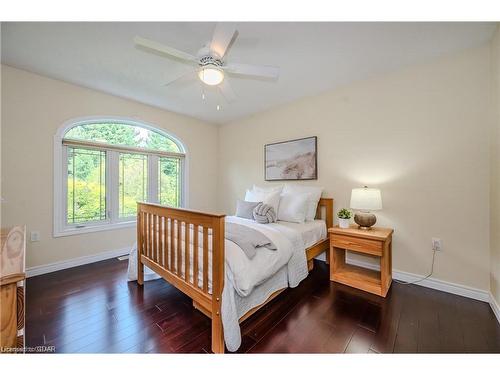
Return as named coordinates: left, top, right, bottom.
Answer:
left=54, top=220, right=136, bottom=238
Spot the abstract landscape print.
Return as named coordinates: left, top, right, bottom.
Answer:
left=265, top=136, right=317, bottom=180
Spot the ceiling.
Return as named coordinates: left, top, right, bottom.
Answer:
left=1, top=22, right=496, bottom=124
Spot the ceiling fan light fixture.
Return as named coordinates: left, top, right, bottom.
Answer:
left=198, top=66, right=224, bottom=86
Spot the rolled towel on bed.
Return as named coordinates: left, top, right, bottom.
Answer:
left=252, top=203, right=277, bottom=224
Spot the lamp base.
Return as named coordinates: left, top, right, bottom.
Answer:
left=354, top=212, right=376, bottom=230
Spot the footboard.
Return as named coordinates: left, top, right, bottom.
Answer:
left=136, top=203, right=226, bottom=353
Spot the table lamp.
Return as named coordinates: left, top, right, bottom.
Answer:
left=350, top=186, right=382, bottom=229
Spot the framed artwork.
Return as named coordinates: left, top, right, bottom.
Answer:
left=264, top=136, right=317, bottom=181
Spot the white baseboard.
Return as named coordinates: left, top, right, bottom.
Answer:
left=490, top=292, right=500, bottom=324
left=26, top=247, right=130, bottom=277
left=344, top=257, right=490, bottom=302
left=315, top=251, right=490, bottom=303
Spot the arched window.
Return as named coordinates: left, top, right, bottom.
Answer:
left=54, top=118, right=186, bottom=237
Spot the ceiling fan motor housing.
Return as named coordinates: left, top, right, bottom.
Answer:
left=199, top=55, right=223, bottom=68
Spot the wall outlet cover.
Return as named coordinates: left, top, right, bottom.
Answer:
left=432, top=238, right=442, bottom=251
left=30, top=231, right=40, bottom=242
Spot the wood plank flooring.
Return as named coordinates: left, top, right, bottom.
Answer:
left=25, top=258, right=500, bottom=353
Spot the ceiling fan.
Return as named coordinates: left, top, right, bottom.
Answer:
left=133, top=23, right=280, bottom=106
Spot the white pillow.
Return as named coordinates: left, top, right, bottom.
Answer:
left=277, top=192, right=309, bottom=224
left=283, top=184, right=323, bottom=221
left=252, top=184, right=283, bottom=194
left=244, top=189, right=281, bottom=214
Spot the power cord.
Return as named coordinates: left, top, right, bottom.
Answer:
left=393, top=248, right=437, bottom=285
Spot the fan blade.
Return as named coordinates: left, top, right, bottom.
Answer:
left=134, top=36, right=197, bottom=63
left=223, top=63, right=279, bottom=79
left=163, top=70, right=197, bottom=87
left=218, top=79, right=237, bottom=102
left=210, top=23, right=238, bottom=59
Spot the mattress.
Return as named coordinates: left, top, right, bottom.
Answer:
left=275, top=219, right=327, bottom=248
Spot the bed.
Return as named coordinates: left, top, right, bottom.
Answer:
left=136, top=198, right=333, bottom=353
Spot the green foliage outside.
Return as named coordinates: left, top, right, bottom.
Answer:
left=67, top=148, right=106, bottom=223
left=159, top=158, right=180, bottom=207
left=119, top=153, right=148, bottom=218
left=66, top=123, right=182, bottom=224
left=65, top=123, right=181, bottom=152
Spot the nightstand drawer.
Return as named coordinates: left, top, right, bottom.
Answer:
left=331, top=235, right=382, bottom=256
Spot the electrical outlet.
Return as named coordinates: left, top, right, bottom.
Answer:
left=432, top=238, right=442, bottom=251
left=30, top=231, right=40, bottom=242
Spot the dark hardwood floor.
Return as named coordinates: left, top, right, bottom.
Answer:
left=25, top=258, right=500, bottom=353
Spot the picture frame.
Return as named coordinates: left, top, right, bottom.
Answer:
left=264, top=136, right=317, bottom=181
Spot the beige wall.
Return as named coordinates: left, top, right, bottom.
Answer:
left=1, top=41, right=498, bottom=295
left=491, top=26, right=500, bottom=305
left=1, top=65, right=219, bottom=268
left=218, top=45, right=492, bottom=291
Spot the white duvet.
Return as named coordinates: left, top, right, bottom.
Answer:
left=127, top=216, right=309, bottom=351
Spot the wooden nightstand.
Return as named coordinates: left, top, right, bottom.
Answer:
left=329, top=225, right=394, bottom=297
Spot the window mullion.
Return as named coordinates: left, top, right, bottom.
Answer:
left=149, top=155, right=159, bottom=204
left=180, top=157, right=185, bottom=208
left=108, top=150, right=120, bottom=223
left=61, top=145, right=69, bottom=229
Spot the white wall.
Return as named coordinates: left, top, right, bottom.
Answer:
left=1, top=65, right=219, bottom=268
left=490, top=26, right=500, bottom=306
left=218, top=45, right=492, bottom=292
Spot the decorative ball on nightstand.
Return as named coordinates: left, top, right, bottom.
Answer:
left=350, top=186, right=382, bottom=230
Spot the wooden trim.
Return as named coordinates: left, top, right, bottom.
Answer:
left=193, top=225, right=199, bottom=288
left=202, top=227, right=209, bottom=293
left=177, top=219, right=182, bottom=276
left=161, top=217, right=166, bottom=268
left=16, top=286, right=24, bottom=331
left=137, top=211, right=144, bottom=285
left=305, top=239, right=329, bottom=261
left=238, top=288, right=285, bottom=323
left=142, top=256, right=212, bottom=307
left=0, top=284, right=18, bottom=349
left=328, top=225, right=393, bottom=240
left=193, top=300, right=212, bottom=318
left=139, top=202, right=225, bottom=221
left=185, top=222, right=190, bottom=283
left=316, top=198, right=334, bottom=229
left=1, top=226, right=26, bottom=352
left=0, top=274, right=25, bottom=287
left=137, top=203, right=225, bottom=353
left=331, top=235, right=382, bottom=257
left=170, top=218, right=175, bottom=270
left=211, top=216, right=225, bottom=354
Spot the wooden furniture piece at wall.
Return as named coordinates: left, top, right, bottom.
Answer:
left=1, top=226, right=26, bottom=353
left=329, top=225, right=393, bottom=297
left=136, top=198, right=333, bottom=353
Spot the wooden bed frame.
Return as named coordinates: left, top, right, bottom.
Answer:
left=136, top=198, right=333, bottom=353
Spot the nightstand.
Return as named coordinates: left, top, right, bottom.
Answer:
left=329, top=225, right=394, bottom=297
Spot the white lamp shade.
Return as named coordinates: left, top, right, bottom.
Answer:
left=350, top=187, right=382, bottom=211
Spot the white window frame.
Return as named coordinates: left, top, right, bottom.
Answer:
left=54, top=116, right=188, bottom=238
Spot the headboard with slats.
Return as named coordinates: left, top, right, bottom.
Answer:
left=315, top=198, right=334, bottom=229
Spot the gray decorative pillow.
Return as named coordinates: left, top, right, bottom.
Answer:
left=235, top=200, right=262, bottom=220
left=253, top=203, right=277, bottom=224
